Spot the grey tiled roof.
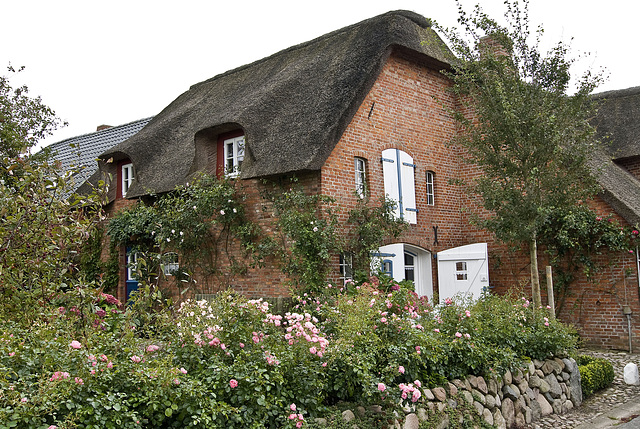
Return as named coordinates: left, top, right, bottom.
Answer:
left=45, top=117, right=152, bottom=193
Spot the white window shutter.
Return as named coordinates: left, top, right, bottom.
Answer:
left=399, top=151, right=417, bottom=224
left=381, top=148, right=400, bottom=219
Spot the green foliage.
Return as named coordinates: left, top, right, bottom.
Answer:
left=289, top=281, right=577, bottom=410
left=0, top=127, right=104, bottom=324
left=1, top=274, right=580, bottom=428
left=1, top=64, right=104, bottom=323
left=538, top=207, right=638, bottom=313
left=436, top=0, right=606, bottom=306
left=107, top=174, right=262, bottom=294
left=1, top=64, right=66, bottom=157
left=263, top=179, right=340, bottom=293
left=346, top=195, right=408, bottom=276
left=577, top=355, right=615, bottom=397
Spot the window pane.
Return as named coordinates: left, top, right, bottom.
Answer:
left=382, top=261, right=392, bottom=276
left=355, top=157, right=366, bottom=198
left=237, top=138, right=245, bottom=161
left=405, top=267, right=415, bottom=282
left=455, top=261, right=468, bottom=281
left=339, top=253, right=353, bottom=284
left=404, top=252, right=414, bottom=266
left=224, top=136, right=245, bottom=176
left=426, top=171, right=434, bottom=206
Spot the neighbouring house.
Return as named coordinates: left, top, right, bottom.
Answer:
left=45, top=118, right=153, bottom=195
left=66, top=11, right=638, bottom=349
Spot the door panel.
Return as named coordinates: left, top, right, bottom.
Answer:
left=436, top=243, right=489, bottom=302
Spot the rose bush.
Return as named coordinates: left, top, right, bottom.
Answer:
left=0, top=279, right=578, bottom=428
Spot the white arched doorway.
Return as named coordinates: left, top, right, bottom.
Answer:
left=372, top=243, right=433, bottom=300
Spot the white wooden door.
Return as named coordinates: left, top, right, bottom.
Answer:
left=437, top=243, right=489, bottom=302
left=372, top=244, right=433, bottom=300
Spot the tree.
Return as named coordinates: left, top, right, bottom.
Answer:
left=436, top=0, right=605, bottom=307
left=0, top=64, right=103, bottom=322
left=1, top=64, right=66, bottom=157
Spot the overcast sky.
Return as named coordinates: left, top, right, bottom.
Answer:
left=2, top=0, right=638, bottom=148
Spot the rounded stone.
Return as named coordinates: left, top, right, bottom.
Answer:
left=342, top=409, right=355, bottom=422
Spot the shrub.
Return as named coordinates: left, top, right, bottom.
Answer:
left=578, top=355, right=615, bottom=397
left=0, top=277, right=580, bottom=428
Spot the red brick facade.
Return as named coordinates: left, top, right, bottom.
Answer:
left=107, top=51, right=640, bottom=350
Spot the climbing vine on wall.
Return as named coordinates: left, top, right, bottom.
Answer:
left=260, top=178, right=340, bottom=293
left=107, top=173, right=411, bottom=298
left=346, top=195, right=408, bottom=278
left=107, top=173, right=261, bottom=295
left=538, top=205, right=639, bottom=314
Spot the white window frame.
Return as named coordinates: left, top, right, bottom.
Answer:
left=127, top=251, right=138, bottom=281
left=381, top=148, right=417, bottom=224
left=162, top=252, right=179, bottom=276
left=354, top=157, right=367, bottom=198
left=122, top=163, right=134, bottom=196
left=426, top=171, right=435, bottom=206
left=339, top=252, right=353, bottom=284
left=224, top=136, right=245, bottom=177
left=404, top=251, right=416, bottom=283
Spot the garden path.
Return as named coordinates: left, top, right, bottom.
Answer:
left=527, top=348, right=640, bottom=429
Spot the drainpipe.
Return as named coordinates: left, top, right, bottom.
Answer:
left=624, top=305, right=633, bottom=353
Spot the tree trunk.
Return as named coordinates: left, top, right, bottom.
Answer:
left=530, top=238, right=542, bottom=308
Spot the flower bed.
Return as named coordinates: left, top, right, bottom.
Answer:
left=0, top=281, right=578, bottom=428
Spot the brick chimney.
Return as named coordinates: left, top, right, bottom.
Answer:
left=96, top=125, right=112, bottom=131
left=479, top=34, right=512, bottom=59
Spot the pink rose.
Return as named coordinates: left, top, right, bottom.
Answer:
left=398, top=366, right=405, bottom=374
left=146, top=345, right=160, bottom=353
left=455, top=332, right=462, bottom=338
left=229, top=379, right=238, bottom=388
left=290, top=403, right=297, bottom=411
left=70, top=340, right=82, bottom=349
left=412, top=389, right=421, bottom=402
left=377, top=383, right=386, bottom=392
left=130, top=355, right=142, bottom=363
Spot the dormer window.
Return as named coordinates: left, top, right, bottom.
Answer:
left=121, top=163, right=134, bottom=196
left=224, top=135, right=245, bottom=177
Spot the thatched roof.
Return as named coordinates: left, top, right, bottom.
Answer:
left=593, top=86, right=640, bottom=160
left=590, top=150, right=640, bottom=226
left=591, top=86, right=640, bottom=226
left=100, top=10, right=452, bottom=198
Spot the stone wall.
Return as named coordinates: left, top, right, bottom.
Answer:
left=333, top=357, right=582, bottom=429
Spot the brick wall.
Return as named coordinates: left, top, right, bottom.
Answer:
left=615, top=156, right=640, bottom=179
left=322, top=53, right=478, bottom=255
left=101, top=50, right=640, bottom=349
